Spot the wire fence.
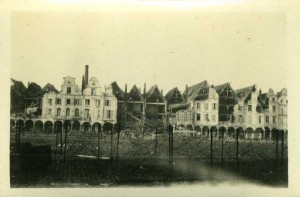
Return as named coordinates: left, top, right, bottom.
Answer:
left=11, top=122, right=288, bottom=167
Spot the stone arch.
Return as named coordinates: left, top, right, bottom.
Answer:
left=44, top=121, right=53, bottom=133
left=210, top=126, right=218, bottom=137
left=271, top=128, right=278, bottom=141
left=103, top=122, right=113, bottom=133
left=54, top=121, right=63, bottom=132
left=82, top=122, right=91, bottom=132
left=254, top=128, right=263, bottom=140
left=245, top=127, right=254, bottom=139
left=228, top=127, right=235, bottom=138
left=16, top=119, right=25, bottom=128
left=72, top=120, right=80, bottom=132
left=194, top=125, right=201, bottom=132
left=25, top=120, right=34, bottom=132
left=265, top=127, right=271, bottom=139
left=202, top=126, right=209, bottom=137
left=236, top=127, right=244, bottom=139
left=92, top=122, right=102, bottom=132
left=35, top=120, right=43, bottom=132
left=64, top=120, right=72, bottom=131
left=219, top=126, right=227, bottom=138
left=178, top=124, right=185, bottom=130
left=186, top=124, right=193, bottom=131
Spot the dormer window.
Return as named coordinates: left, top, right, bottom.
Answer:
left=67, top=87, right=71, bottom=94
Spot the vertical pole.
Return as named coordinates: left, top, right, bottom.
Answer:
left=55, top=124, right=58, bottom=158
left=168, top=125, right=170, bottom=163
left=111, top=125, right=113, bottom=163
left=116, top=123, right=120, bottom=165
left=221, top=129, right=224, bottom=164
left=210, top=128, right=213, bottom=165
left=171, top=125, right=173, bottom=164
left=236, top=129, right=239, bottom=166
left=276, top=129, right=279, bottom=161
left=64, top=122, right=68, bottom=164
left=281, top=130, right=284, bottom=160
left=155, top=126, right=158, bottom=159
left=261, top=130, right=264, bottom=141
left=60, top=123, right=63, bottom=157
left=97, top=126, right=100, bottom=160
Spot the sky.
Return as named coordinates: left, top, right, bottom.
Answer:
left=10, top=10, right=287, bottom=94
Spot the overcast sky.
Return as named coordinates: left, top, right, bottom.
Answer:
left=10, top=10, right=286, bottom=94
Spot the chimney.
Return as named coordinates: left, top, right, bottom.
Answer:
left=85, top=65, right=89, bottom=86
left=81, top=75, right=85, bottom=93
left=161, top=89, right=163, bottom=96
left=125, top=83, right=128, bottom=94
left=144, top=83, right=146, bottom=95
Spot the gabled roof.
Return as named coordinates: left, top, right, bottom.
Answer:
left=42, top=83, right=58, bottom=94
left=215, top=82, right=237, bottom=105
left=184, top=80, right=209, bottom=100
left=235, top=85, right=256, bottom=103
left=110, top=81, right=125, bottom=101
left=215, top=82, right=230, bottom=94
left=165, top=87, right=183, bottom=101
left=145, top=85, right=165, bottom=103
left=128, top=85, right=143, bottom=101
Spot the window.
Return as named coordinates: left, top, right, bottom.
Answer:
left=56, top=98, right=61, bottom=105
left=248, top=105, right=252, bottom=111
left=48, top=109, right=52, bottom=115
left=74, top=99, right=80, bottom=105
left=280, top=99, right=283, bottom=104
left=179, top=113, right=184, bottom=121
left=92, top=88, right=96, bottom=95
left=272, top=98, right=275, bottom=102
left=75, top=108, right=79, bottom=117
left=97, top=110, right=100, bottom=118
left=105, top=100, right=110, bottom=106
left=196, top=113, right=201, bottom=121
left=66, top=108, right=70, bottom=117
left=272, top=106, right=276, bottom=112
left=85, top=99, right=90, bottom=106
left=196, top=103, right=200, bottom=109
left=96, top=99, right=100, bottom=106
left=67, top=87, right=71, bottom=94
left=57, top=108, right=61, bottom=116
left=238, top=105, right=242, bottom=111
left=212, top=114, right=216, bottom=122
left=48, top=99, right=52, bottom=106
left=258, top=116, right=261, bottom=124
left=106, top=110, right=113, bottom=119
left=205, top=114, right=209, bottom=121
left=188, top=113, right=192, bottom=121
left=212, top=103, right=216, bottom=110
left=266, top=115, right=269, bottom=123
left=273, top=116, right=276, bottom=123
left=204, top=103, right=208, bottom=110
left=84, top=109, right=89, bottom=118
left=66, top=99, right=71, bottom=105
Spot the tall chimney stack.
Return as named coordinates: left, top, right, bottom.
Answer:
left=85, top=65, right=89, bottom=86
left=144, top=83, right=146, bottom=96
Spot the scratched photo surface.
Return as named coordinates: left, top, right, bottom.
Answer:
left=4, top=2, right=294, bottom=193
